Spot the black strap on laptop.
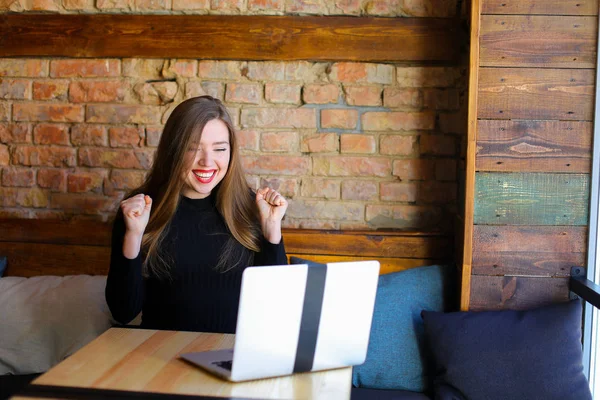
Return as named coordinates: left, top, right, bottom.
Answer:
left=293, top=262, right=327, bottom=373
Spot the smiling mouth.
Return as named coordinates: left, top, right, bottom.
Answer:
left=193, top=170, right=217, bottom=184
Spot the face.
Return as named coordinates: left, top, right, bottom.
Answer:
left=182, top=119, right=231, bottom=199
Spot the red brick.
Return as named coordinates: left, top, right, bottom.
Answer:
left=237, top=130, right=259, bottom=151
left=313, top=156, right=391, bottom=177
left=0, top=188, right=17, bottom=207
left=297, top=219, right=338, bottom=230
left=439, top=111, right=466, bottom=134
left=364, top=0, right=401, bottom=16
left=260, top=131, right=298, bottom=152
left=163, top=59, right=197, bottom=78
left=424, top=88, right=460, bottom=110
left=284, top=62, right=325, bottom=81
left=71, top=124, right=107, bottom=146
left=225, top=83, right=262, bottom=104
left=0, top=103, right=9, bottom=122
left=49, top=193, right=120, bottom=214
left=110, top=170, right=147, bottom=190
left=285, top=0, right=323, bottom=13
left=0, top=145, right=8, bottom=165
left=246, top=62, right=285, bottom=81
left=301, top=178, right=340, bottom=199
left=122, top=59, right=163, bottom=79
left=0, top=209, right=30, bottom=219
left=50, top=59, right=120, bottom=78
left=63, top=0, right=94, bottom=9
left=321, top=109, right=358, bottom=130
left=0, top=123, right=30, bottom=144
left=403, top=0, right=457, bottom=17
left=383, top=88, right=422, bottom=108
left=332, top=0, right=361, bottom=13
left=241, top=108, right=316, bottom=129
left=134, top=82, right=178, bottom=105
left=366, top=204, right=443, bottom=230
left=242, top=155, right=309, bottom=175
left=109, top=126, right=144, bottom=148
left=340, top=134, right=376, bottom=154
left=87, top=105, right=160, bottom=124
left=259, top=177, right=298, bottom=197
left=362, top=111, right=435, bottom=131
left=0, top=79, right=31, bottom=99
left=380, top=181, right=418, bottom=202
left=380, top=135, right=417, bottom=155
left=392, top=159, right=435, bottom=181
left=418, top=181, right=457, bottom=204
left=14, top=104, right=84, bottom=123
left=285, top=199, right=363, bottom=221
left=16, top=188, right=49, bottom=208
left=78, top=148, right=153, bottom=169
left=135, top=0, right=169, bottom=10
left=96, top=0, right=133, bottom=8
left=0, top=59, right=47, bottom=78
left=198, top=61, right=242, bottom=79
left=13, top=146, right=76, bottom=167
left=68, top=171, right=106, bottom=193
left=69, top=81, right=127, bottom=103
left=330, top=63, right=393, bottom=84
left=33, top=80, right=69, bottom=101
left=420, top=134, right=456, bottom=156
left=435, top=159, right=457, bottom=181
left=185, top=81, right=224, bottom=100
left=265, top=83, right=301, bottom=104
left=344, top=86, right=381, bottom=106
left=37, top=168, right=67, bottom=191
left=33, top=123, right=70, bottom=145
left=301, top=133, right=338, bottom=153
left=172, top=0, right=209, bottom=10
left=303, top=84, right=339, bottom=104
left=397, top=67, right=462, bottom=88
left=210, top=0, right=242, bottom=11
left=248, top=0, right=283, bottom=11
left=146, top=126, right=162, bottom=147
left=341, top=180, right=378, bottom=201
left=2, top=167, right=35, bottom=187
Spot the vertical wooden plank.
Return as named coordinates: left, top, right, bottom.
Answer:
left=462, top=0, right=481, bottom=311
left=480, top=15, right=597, bottom=68
left=476, top=120, right=592, bottom=173
left=474, top=172, right=589, bottom=225
left=478, top=68, right=595, bottom=120
left=482, top=0, right=598, bottom=16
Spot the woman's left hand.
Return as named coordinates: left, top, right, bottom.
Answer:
left=255, top=187, right=288, bottom=244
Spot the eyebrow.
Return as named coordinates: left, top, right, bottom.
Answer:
left=212, top=141, right=230, bottom=146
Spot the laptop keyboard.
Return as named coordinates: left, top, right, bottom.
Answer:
left=212, top=360, right=233, bottom=371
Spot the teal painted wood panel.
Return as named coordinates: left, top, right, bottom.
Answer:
left=474, top=172, right=589, bottom=225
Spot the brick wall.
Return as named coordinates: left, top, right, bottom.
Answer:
left=0, top=1, right=466, bottom=230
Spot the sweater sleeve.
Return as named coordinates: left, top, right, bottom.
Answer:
left=253, top=236, right=288, bottom=266
left=105, top=215, right=145, bottom=325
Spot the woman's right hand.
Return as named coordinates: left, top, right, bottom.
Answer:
left=120, top=194, right=153, bottom=236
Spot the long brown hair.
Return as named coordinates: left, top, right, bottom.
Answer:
left=123, top=96, right=261, bottom=277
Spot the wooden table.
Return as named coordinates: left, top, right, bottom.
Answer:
left=13, top=327, right=352, bottom=400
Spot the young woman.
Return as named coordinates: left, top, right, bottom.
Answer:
left=105, top=96, right=288, bottom=333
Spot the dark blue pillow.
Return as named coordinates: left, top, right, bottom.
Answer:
left=422, top=300, right=592, bottom=400
left=0, top=256, right=6, bottom=277
left=352, top=264, right=456, bottom=393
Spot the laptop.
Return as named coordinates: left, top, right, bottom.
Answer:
left=180, top=260, right=380, bottom=382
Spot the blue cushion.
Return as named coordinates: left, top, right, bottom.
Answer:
left=352, top=264, right=457, bottom=393
left=0, top=256, right=6, bottom=277
left=422, top=300, right=592, bottom=400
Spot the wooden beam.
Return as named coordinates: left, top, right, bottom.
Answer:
left=0, top=14, right=461, bottom=62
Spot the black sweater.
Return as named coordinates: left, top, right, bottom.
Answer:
left=105, top=194, right=287, bottom=333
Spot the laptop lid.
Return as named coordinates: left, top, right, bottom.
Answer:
left=230, top=260, right=380, bottom=381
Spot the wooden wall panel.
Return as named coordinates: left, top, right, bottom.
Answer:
left=480, top=16, right=597, bottom=68
left=474, top=172, right=589, bottom=225
left=476, top=120, right=592, bottom=173
left=472, top=251, right=584, bottom=277
left=478, top=68, right=595, bottom=120
left=469, top=275, right=570, bottom=311
left=482, top=0, right=598, bottom=16
left=0, top=14, right=460, bottom=62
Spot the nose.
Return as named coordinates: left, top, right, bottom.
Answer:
left=197, top=148, right=211, bottom=166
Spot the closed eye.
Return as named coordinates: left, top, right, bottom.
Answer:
left=215, top=148, right=228, bottom=152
